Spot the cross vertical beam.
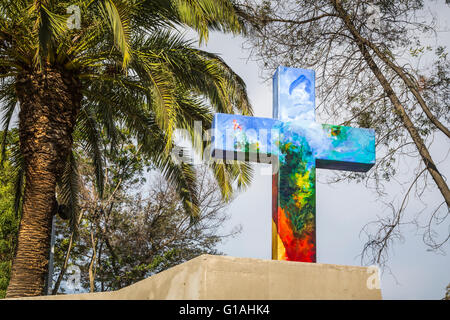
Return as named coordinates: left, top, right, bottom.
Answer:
left=272, top=133, right=317, bottom=261
left=272, top=67, right=317, bottom=262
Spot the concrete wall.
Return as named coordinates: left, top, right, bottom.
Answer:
left=14, top=255, right=382, bottom=300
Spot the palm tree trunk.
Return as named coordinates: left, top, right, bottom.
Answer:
left=6, top=68, right=81, bottom=298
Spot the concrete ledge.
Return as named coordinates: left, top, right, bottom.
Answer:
left=13, top=255, right=382, bottom=300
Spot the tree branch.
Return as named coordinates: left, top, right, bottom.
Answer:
left=331, top=0, right=450, bottom=208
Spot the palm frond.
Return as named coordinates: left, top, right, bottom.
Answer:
left=75, top=105, right=105, bottom=199
left=98, top=0, right=132, bottom=70
left=7, top=131, right=24, bottom=217
left=209, top=160, right=233, bottom=202
left=131, top=50, right=179, bottom=153
left=209, top=160, right=254, bottom=202
left=0, top=87, right=18, bottom=165
left=155, top=153, right=200, bottom=220
left=29, top=0, right=69, bottom=68
left=229, top=161, right=253, bottom=190
left=130, top=30, right=252, bottom=116
left=57, top=150, right=81, bottom=233
left=171, top=0, right=242, bottom=44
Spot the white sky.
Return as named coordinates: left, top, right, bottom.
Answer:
left=191, top=2, right=450, bottom=300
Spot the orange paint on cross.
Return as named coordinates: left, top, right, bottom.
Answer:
left=276, top=207, right=315, bottom=262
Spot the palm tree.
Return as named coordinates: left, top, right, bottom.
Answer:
left=0, top=0, right=253, bottom=297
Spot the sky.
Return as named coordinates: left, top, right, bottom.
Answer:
left=189, top=2, right=450, bottom=300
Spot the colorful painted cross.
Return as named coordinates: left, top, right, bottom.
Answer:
left=211, top=66, right=375, bottom=263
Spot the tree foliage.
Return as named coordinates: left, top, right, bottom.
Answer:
left=1, top=0, right=254, bottom=296
left=51, top=133, right=239, bottom=293
left=0, top=130, right=19, bottom=298
left=1, top=0, right=254, bottom=223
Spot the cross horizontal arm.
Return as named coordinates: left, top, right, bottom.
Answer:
left=211, top=113, right=375, bottom=173
left=282, top=122, right=376, bottom=172
left=315, top=124, right=375, bottom=172
left=211, top=113, right=278, bottom=164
